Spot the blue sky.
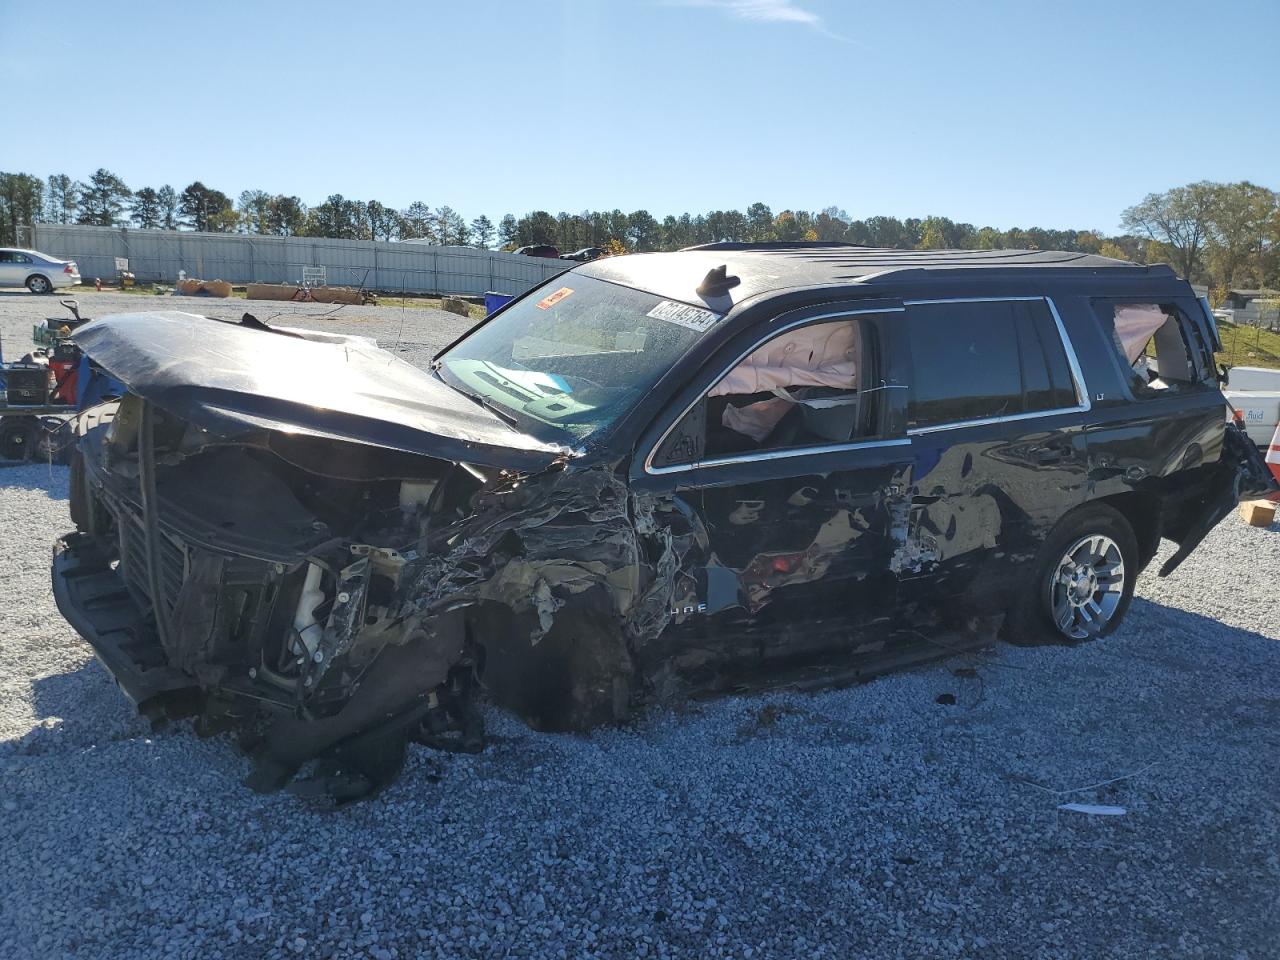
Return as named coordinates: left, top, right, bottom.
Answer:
left=3, top=0, right=1277, bottom=233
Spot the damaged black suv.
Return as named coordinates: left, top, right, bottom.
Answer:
left=53, top=244, right=1276, bottom=799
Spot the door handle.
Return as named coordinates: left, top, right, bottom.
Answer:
left=1029, top=444, right=1068, bottom=465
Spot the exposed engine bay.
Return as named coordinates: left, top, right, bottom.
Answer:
left=61, top=395, right=518, bottom=800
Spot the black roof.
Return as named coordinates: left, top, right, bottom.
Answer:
left=577, top=242, right=1177, bottom=309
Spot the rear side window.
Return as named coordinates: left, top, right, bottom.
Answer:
left=1097, top=301, right=1212, bottom=399
left=906, top=299, right=1077, bottom=429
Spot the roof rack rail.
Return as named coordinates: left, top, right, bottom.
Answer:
left=680, top=241, right=873, bottom=252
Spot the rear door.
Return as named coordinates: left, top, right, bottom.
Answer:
left=898, top=296, right=1091, bottom=613
left=1082, top=296, right=1274, bottom=573
left=0, top=251, right=22, bottom=286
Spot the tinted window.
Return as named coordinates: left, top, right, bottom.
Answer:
left=906, top=301, right=1023, bottom=428
left=1017, top=300, right=1077, bottom=412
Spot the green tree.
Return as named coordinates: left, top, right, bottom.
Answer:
left=436, top=205, right=467, bottom=245
left=0, top=172, right=45, bottom=245
left=1206, top=181, right=1277, bottom=287
left=130, top=187, right=163, bottom=229
left=626, top=209, right=661, bottom=251
left=178, top=181, right=232, bottom=231
left=76, top=168, right=131, bottom=226
left=517, top=210, right=558, bottom=246
left=745, top=202, right=775, bottom=241
left=238, top=189, right=273, bottom=233
left=366, top=200, right=403, bottom=241
left=157, top=185, right=178, bottom=229
left=917, top=217, right=948, bottom=249
left=975, top=226, right=1002, bottom=249
left=470, top=214, right=495, bottom=248
left=498, top=213, right=519, bottom=248
left=1121, top=181, right=1217, bottom=281
left=266, top=195, right=306, bottom=236
left=1098, top=240, right=1130, bottom=261
left=44, top=174, right=77, bottom=224
left=402, top=202, right=434, bottom=241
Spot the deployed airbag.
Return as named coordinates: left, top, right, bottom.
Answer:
left=1114, top=303, right=1170, bottom=364
left=710, top=321, right=858, bottom=396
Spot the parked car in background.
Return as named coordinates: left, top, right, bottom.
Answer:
left=513, top=244, right=560, bottom=258
left=560, top=247, right=607, bottom=262
left=53, top=243, right=1277, bottom=801
left=0, top=248, right=81, bottom=293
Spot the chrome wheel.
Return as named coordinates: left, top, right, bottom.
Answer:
left=1048, top=534, right=1126, bottom=640
left=27, top=275, right=51, bottom=294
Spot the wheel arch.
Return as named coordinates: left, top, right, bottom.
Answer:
left=1087, top=491, right=1160, bottom=571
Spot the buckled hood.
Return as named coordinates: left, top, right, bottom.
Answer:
left=74, top=311, right=568, bottom=468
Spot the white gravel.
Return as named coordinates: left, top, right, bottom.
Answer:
left=2, top=290, right=1279, bottom=959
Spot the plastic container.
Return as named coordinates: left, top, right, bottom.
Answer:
left=484, top=292, right=515, bottom=316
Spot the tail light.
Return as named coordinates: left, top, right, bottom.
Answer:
left=63, top=263, right=76, bottom=274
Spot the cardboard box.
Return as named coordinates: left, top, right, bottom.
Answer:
left=1239, top=500, right=1277, bottom=527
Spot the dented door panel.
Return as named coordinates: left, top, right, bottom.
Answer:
left=902, top=412, right=1089, bottom=612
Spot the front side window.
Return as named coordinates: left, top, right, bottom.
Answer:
left=653, top=315, right=881, bottom=467
left=905, top=299, right=1079, bottom=429
left=1099, top=301, right=1210, bottom=398
left=436, top=274, right=714, bottom=444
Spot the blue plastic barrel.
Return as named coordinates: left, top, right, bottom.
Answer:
left=484, top=292, right=515, bottom=316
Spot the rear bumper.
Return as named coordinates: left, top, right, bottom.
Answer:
left=52, top=531, right=193, bottom=706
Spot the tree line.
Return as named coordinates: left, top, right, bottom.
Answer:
left=1, top=169, right=1277, bottom=293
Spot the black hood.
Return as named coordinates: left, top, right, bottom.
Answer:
left=75, top=311, right=568, bottom=469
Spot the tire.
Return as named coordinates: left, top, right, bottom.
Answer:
left=26, top=274, right=53, bottom=294
left=69, top=446, right=109, bottom=534
left=0, top=417, right=37, bottom=462
left=1003, top=503, right=1138, bottom=646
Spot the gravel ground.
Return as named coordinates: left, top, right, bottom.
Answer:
left=0, top=288, right=473, bottom=373
left=2, top=290, right=1279, bottom=959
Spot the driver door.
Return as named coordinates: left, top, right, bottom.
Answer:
left=629, top=300, right=913, bottom=682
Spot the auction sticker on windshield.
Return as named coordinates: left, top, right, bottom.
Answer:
left=537, top=287, right=574, bottom=310
left=647, top=300, right=722, bottom=332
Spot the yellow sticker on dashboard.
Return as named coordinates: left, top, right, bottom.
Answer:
left=537, top=287, right=574, bottom=310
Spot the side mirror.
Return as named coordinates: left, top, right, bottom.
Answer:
left=1218, top=362, right=1230, bottom=387
left=653, top=400, right=706, bottom=467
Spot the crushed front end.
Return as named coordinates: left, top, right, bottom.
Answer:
left=55, top=395, right=494, bottom=801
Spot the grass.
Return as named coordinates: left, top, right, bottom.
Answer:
left=1216, top=321, right=1280, bottom=371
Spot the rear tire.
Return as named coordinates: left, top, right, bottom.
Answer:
left=1003, top=503, right=1138, bottom=646
left=0, top=417, right=37, bottom=462
left=26, top=275, right=53, bottom=294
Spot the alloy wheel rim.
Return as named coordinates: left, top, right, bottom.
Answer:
left=1048, top=534, right=1125, bottom=640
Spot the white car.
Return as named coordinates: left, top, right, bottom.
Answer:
left=0, top=248, right=81, bottom=294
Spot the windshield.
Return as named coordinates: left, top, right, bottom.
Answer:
left=436, top=274, right=718, bottom=443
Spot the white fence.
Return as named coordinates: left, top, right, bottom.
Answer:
left=25, top=225, right=567, bottom=296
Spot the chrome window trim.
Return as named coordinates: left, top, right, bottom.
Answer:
left=907, top=406, right=1085, bottom=436
left=649, top=437, right=913, bottom=475
left=643, top=306, right=904, bottom=475
left=644, top=295, right=1094, bottom=473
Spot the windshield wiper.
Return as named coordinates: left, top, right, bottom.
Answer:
left=433, top=360, right=525, bottom=428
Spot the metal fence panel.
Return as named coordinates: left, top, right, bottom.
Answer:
left=27, top=225, right=568, bottom=296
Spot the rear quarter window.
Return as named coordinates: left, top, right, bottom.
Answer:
left=1094, top=300, right=1214, bottom=399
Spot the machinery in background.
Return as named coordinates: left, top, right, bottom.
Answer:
left=0, top=299, right=122, bottom=462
